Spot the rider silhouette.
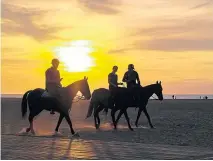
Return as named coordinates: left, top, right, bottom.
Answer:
left=106, top=66, right=123, bottom=113
left=122, top=64, right=141, bottom=104
left=122, top=64, right=141, bottom=88
left=108, top=66, right=123, bottom=91
left=45, top=58, right=63, bottom=114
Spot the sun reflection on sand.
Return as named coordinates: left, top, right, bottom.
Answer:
left=68, top=140, right=96, bottom=159
left=46, top=139, right=96, bottom=159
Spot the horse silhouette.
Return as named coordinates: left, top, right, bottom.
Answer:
left=21, top=77, right=91, bottom=137
left=86, top=81, right=163, bottom=131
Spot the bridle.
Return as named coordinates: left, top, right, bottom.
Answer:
left=68, top=94, right=87, bottom=113
left=72, top=94, right=86, bottom=103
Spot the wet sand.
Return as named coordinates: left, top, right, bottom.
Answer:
left=1, top=98, right=213, bottom=159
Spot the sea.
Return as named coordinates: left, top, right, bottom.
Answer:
left=1, top=94, right=213, bottom=99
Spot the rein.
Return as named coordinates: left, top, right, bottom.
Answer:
left=68, top=95, right=87, bottom=113
left=72, top=95, right=86, bottom=103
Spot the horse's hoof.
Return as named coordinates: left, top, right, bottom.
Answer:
left=72, top=132, right=80, bottom=138
left=110, top=122, right=114, bottom=126
left=95, top=124, right=99, bottom=129
left=151, top=126, right=155, bottom=129
left=31, top=130, right=36, bottom=135
left=129, top=128, right=134, bottom=131
left=26, top=128, right=31, bottom=133
left=17, top=127, right=29, bottom=135
left=53, top=131, right=63, bottom=137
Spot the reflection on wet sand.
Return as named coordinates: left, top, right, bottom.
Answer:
left=47, top=139, right=96, bottom=159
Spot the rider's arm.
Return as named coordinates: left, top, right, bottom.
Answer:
left=136, top=72, right=141, bottom=85
left=56, top=70, right=62, bottom=83
left=122, top=72, right=128, bottom=82
left=57, top=71, right=63, bottom=87
left=108, top=74, right=117, bottom=87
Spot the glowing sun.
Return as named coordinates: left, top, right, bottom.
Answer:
left=54, top=40, right=95, bottom=72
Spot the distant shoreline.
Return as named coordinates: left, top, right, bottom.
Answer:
left=1, top=95, right=213, bottom=100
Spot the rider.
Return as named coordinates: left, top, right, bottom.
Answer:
left=122, top=64, right=141, bottom=103
left=122, top=64, right=141, bottom=88
left=108, top=65, right=123, bottom=91
left=45, top=58, right=63, bottom=114
left=107, top=66, right=123, bottom=113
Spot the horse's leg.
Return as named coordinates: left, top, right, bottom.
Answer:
left=93, top=107, right=99, bottom=129
left=135, top=108, right=143, bottom=127
left=26, top=127, right=31, bottom=133
left=94, top=112, right=100, bottom=129
left=94, top=112, right=98, bottom=129
left=123, top=110, right=133, bottom=131
left=26, top=105, right=43, bottom=134
left=26, top=106, right=36, bottom=134
left=97, top=113, right=100, bottom=128
left=64, top=113, right=77, bottom=136
left=25, top=105, right=32, bottom=133
left=143, top=107, right=154, bottom=128
left=115, top=110, right=124, bottom=126
left=96, top=110, right=101, bottom=129
left=55, top=113, right=64, bottom=132
left=27, top=113, right=35, bottom=134
left=111, top=108, right=117, bottom=129
left=97, top=105, right=105, bottom=128
left=94, top=104, right=103, bottom=129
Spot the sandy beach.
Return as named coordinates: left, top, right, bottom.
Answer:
left=1, top=97, right=213, bottom=159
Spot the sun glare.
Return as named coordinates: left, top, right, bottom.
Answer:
left=53, top=40, right=95, bottom=72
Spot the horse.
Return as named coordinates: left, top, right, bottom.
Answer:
left=86, top=81, right=163, bottom=131
left=21, top=77, right=91, bottom=137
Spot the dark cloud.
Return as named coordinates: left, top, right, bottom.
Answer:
left=108, top=47, right=133, bottom=54
left=135, top=38, right=213, bottom=51
left=108, top=38, right=213, bottom=53
left=130, top=18, right=213, bottom=51
left=2, top=2, right=63, bottom=41
left=78, top=0, right=121, bottom=15
left=109, top=17, right=213, bottom=52
left=191, top=0, right=213, bottom=9
left=131, top=25, right=192, bottom=38
left=131, top=17, right=213, bottom=38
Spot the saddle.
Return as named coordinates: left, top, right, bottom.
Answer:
left=41, top=91, right=51, bottom=97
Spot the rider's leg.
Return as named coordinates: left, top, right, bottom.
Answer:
left=49, top=86, right=61, bottom=115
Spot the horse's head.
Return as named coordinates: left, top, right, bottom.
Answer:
left=154, top=81, right=163, bottom=101
left=78, top=76, right=91, bottom=100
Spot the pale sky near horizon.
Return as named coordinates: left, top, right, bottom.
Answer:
left=1, top=0, right=213, bottom=94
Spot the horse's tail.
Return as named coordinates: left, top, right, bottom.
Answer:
left=21, top=90, right=32, bottom=118
left=85, top=101, right=94, bottom=119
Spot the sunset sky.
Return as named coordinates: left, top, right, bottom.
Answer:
left=1, top=0, right=213, bottom=94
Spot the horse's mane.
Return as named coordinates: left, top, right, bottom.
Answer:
left=141, top=84, right=160, bottom=93
left=65, top=79, right=85, bottom=88
left=143, top=84, right=157, bottom=89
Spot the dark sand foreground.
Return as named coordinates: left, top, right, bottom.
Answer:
left=1, top=98, right=213, bottom=159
